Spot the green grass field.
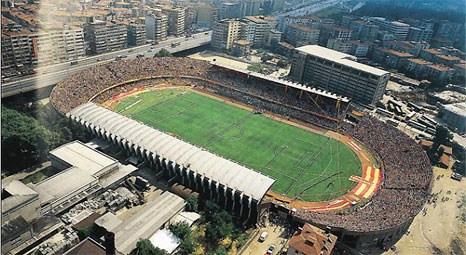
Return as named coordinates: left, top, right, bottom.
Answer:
left=114, top=89, right=361, bottom=201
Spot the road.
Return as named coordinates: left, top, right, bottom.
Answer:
left=1, top=31, right=212, bottom=98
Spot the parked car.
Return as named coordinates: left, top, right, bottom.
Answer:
left=259, top=231, right=268, bottom=242
left=266, top=245, right=275, bottom=254
left=451, top=172, right=463, bottom=181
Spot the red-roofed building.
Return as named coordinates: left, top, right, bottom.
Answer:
left=287, top=223, right=337, bottom=255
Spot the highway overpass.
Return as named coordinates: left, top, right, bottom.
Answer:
left=1, top=31, right=211, bottom=98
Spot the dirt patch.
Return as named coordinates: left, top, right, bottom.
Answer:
left=383, top=167, right=466, bottom=255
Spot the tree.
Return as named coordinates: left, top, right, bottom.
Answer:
left=433, top=125, right=453, bottom=147
left=131, top=239, right=168, bottom=255
left=169, top=222, right=191, bottom=240
left=247, top=63, right=265, bottom=73
left=1, top=106, right=63, bottom=174
left=154, top=49, right=172, bottom=57
left=185, top=195, right=199, bottom=212
left=205, top=210, right=233, bottom=244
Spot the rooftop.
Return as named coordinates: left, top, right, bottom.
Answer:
left=442, top=102, right=466, bottom=117
left=288, top=223, right=337, bottom=255
left=295, top=45, right=389, bottom=76
left=95, top=192, right=185, bottom=254
left=427, top=64, right=454, bottom=72
left=63, top=237, right=106, bottom=255
left=50, top=140, right=118, bottom=177
left=407, top=58, right=432, bottom=65
left=2, top=180, right=39, bottom=216
left=31, top=167, right=98, bottom=206
left=288, top=23, right=319, bottom=33
left=149, top=229, right=180, bottom=254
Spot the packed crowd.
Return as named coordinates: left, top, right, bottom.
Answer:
left=51, top=58, right=211, bottom=113
left=51, top=58, right=344, bottom=130
left=296, top=116, right=432, bottom=233
left=51, top=58, right=432, bottom=234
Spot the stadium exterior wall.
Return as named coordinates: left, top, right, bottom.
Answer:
left=292, top=213, right=414, bottom=253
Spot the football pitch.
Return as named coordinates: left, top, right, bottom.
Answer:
left=114, top=88, right=361, bottom=201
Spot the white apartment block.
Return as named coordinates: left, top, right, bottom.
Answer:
left=242, top=16, right=276, bottom=47
left=212, top=19, right=241, bottom=50
left=145, top=11, right=168, bottom=42
left=290, top=45, right=390, bottom=105
left=163, top=7, right=185, bottom=37
left=84, top=21, right=128, bottom=55
left=35, top=27, right=86, bottom=66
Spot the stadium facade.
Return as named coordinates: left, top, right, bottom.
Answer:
left=50, top=57, right=432, bottom=253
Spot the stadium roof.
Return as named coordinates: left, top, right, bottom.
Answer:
left=295, top=45, right=389, bottom=76
left=68, top=103, right=275, bottom=201
left=211, top=62, right=350, bottom=103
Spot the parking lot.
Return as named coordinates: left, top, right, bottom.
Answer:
left=241, top=224, right=289, bottom=255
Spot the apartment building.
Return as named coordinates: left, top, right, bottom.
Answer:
left=284, top=23, right=320, bottom=47
left=350, top=40, right=370, bottom=57
left=163, top=6, right=185, bottom=36
left=278, top=15, right=321, bottom=32
left=221, top=2, right=240, bottom=19
left=145, top=11, right=168, bottom=42
left=318, top=25, right=352, bottom=46
left=1, top=30, right=35, bottom=72
left=290, top=45, right=390, bottom=105
left=349, top=20, right=379, bottom=42
left=407, top=26, right=433, bottom=42
left=242, top=16, right=276, bottom=47
left=126, top=21, right=146, bottom=46
left=240, top=0, right=262, bottom=18
left=370, top=17, right=410, bottom=41
left=212, top=19, right=241, bottom=50
left=84, top=21, right=127, bottom=55
left=35, top=26, right=86, bottom=66
left=326, top=38, right=352, bottom=54
left=404, top=58, right=433, bottom=78
left=372, top=48, right=414, bottom=69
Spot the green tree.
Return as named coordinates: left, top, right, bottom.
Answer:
left=247, top=63, right=265, bottom=73
left=433, top=125, right=453, bottom=148
left=1, top=106, right=63, bottom=173
left=154, top=49, right=172, bottom=57
left=169, top=222, right=191, bottom=240
left=131, top=239, right=168, bottom=255
left=205, top=210, right=233, bottom=244
left=185, top=195, right=199, bottom=212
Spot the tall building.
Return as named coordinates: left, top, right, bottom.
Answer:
left=163, top=6, right=186, bottom=36
left=349, top=20, right=379, bottom=42
left=318, top=25, right=352, bottom=46
left=284, top=23, right=320, bottom=47
left=127, top=21, right=146, bottom=46
left=290, top=45, right=390, bottom=105
left=220, top=2, right=240, bottom=19
left=407, top=27, right=433, bottom=42
left=326, top=38, right=352, bottom=54
left=1, top=30, right=35, bottom=72
left=212, top=19, right=241, bottom=50
left=195, top=4, right=217, bottom=28
left=370, top=17, right=410, bottom=41
left=278, top=15, right=321, bottom=32
left=145, top=11, right=168, bottom=42
left=35, top=26, right=86, bottom=66
left=240, top=0, right=262, bottom=17
left=242, top=16, right=276, bottom=47
left=84, top=21, right=128, bottom=55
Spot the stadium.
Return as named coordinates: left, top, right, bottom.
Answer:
left=50, top=57, right=432, bottom=251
